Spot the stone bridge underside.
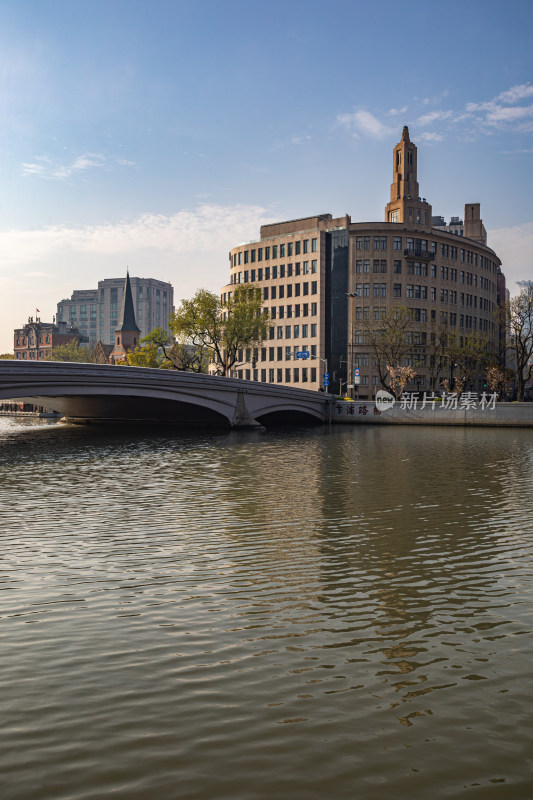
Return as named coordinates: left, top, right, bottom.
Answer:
left=0, top=361, right=331, bottom=428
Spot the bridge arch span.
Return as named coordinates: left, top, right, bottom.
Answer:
left=0, top=361, right=332, bottom=428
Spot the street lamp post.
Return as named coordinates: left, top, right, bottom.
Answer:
left=346, top=291, right=360, bottom=399
left=314, top=355, right=329, bottom=392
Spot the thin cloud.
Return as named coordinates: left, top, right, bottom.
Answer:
left=337, top=110, right=395, bottom=140
left=0, top=204, right=274, bottom=267
left=418, top=132, right=444, bottom=143
left=388, top=106, right=408, bottom=116
left=417, top=110, right=455, bottom=126
left=21, top=152, right=131, bottom=180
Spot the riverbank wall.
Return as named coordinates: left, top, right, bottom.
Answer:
left=331, top=400, right=533, bottom=427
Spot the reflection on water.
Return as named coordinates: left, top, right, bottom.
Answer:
left=0, top=417, right=532, bottom=800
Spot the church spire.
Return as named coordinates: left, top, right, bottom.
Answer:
left=116, top=270, right=140, bottom=333
left=109, top=271, right=141, bottom=365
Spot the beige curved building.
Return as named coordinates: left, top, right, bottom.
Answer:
left=222, top=127, right=504, bottom=396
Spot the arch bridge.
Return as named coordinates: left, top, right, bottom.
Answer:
left=0, top=361, right=332, bottom=428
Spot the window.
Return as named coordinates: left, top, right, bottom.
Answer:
left=265, top=267, right=270, bottom=280
left=303, top=239, right=309, bottom=253
left=311, top=260, right=317, bottom=273
left=272, top=245, right=278, bottom=259
left=295, top=241, right=301, bottom=255
left=285, top=325, right=291, bottom=338
left=285, top=346, right=292, bottom=360
left=393, top=237, right=402, bottom=250
left=311, top=323, right=317, bottom=337
left=265, top=247, right=270, bottom=260
left=277, top=369, right=283, bottom=382
left=393, top=260, right=402, bottom=274
left=244, top=251, right=249, bottom=264
left=258, top=248, right=263, bottom=261
left=285, top=368, right=291, bottom=382
left=356, top=237, right=363, bottom=250
left=269, top=347, right=275, bottom=360
left=311, top=281, right=317, bottom=294
left=311, top=303, right=317, bottom=315
left=311, top=238, right=317, bottom=252
left=393, top=284, right=402, bottom=298
left=251, top=250, right=256, bottom=263
left=279, top=285, right=284, bottom=299
left=277, top=326, right=283, bottom=339
left=303, top=283, right=309, bottom=296
left=302, top=324, right=308, bottom=337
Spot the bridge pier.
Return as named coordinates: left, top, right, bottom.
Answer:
left=231, top=391, right=262, bottom=429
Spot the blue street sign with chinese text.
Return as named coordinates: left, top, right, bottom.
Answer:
left=296, top=351, right=310, bottom=359
left=323, top=372, right=329, bottom=380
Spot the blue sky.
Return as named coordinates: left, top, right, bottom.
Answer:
left=0, top=0, right=532, bottom=351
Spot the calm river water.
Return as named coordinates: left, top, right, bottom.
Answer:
left=0, top=417, right=532, bottom=800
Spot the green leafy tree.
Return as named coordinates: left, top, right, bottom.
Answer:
left=45, top=339, right=97, bottom=363
left=126, top=327, right=210, bottom=372
left=0, top=353, right=14, bottom=359
left=169, top=285, right=270, bottom=375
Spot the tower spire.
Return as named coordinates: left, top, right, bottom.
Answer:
left=384, top=128, right=432, bottom=225
left=116, top=270, right=140, bottom=333
left=109, top=271, right=141, bottom=364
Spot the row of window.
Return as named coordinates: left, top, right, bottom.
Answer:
left=239, top=343, right=318, bottom=363
left=268, top=302, right=318, bottom=320
left=232, top=367, right=318, bottom=384
left=230, top=260, right=318, bottom=284
left=261, top=282, right=317, bottom=300
left=15, top=335, right=51, bottom=346
left=15, top=351, right=46, bottom=359
left=355, top=235, right=497, bottom=272
left=356, top=260, right=495, bottom=291
left=354, top=313, right=495, bottom=341
left=271, top=324, right=317, bottom=340
left=355, top=282, right=496, bottom=306
left=233, top=239, right=318, bottom=266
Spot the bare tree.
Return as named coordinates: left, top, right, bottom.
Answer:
left=500, top=287, right=533, bottom=401
left=358, top=306, right=411, bottom=391
left=444, top=330, right=495, bottom=393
